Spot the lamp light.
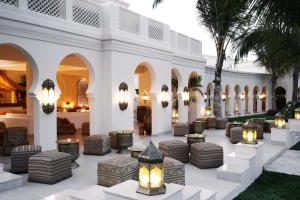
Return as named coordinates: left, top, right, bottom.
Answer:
left=142, top=91, right=149, bottom=104
left=204, top=93, right=208, bottom=102
left=259, top=93, right=265, bottom=100
left=182, top=86, right=189, bottom=106
left=294, top=107, right=300, bottom=120
left=65, top=101, right=71, bottom=110
left=222, top=93, right=226, bottom=102
left=274, top=112, right=286, bottom=128
left=137, top=141, right=166, bottom=196
left=204, top=106, right=212, bottom=116
left=119, top=82, right=129, bottom=111
left=41, top=79, right=55, bottom=114
left=161, top=85, right=169, bottom=108
left=240, top=93, right=245, bottom=101
left=242, top=120, right=258, bottom=144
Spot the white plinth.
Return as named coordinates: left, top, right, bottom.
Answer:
left=0, top=172, right=24, bottom=192
left=181, top=185, right=201, bottom=200
left=288, top=119, right=300, bottom=134
left=271, top=128, right=293, bottom=148
left=70, top=185, right=106, bottom=200
left=104, top=180, right=184, bottom=200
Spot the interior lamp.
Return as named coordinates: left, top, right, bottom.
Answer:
left=119, top=82, right=129, bottom=111
left=294, top=107, right=300, bottom=120
left=242, top=120, right=258, bottom=144
left=41, top=79, right=55, bottom=114
left=205, top=106, right=212, bottom=116
left=182, top=87, right=189, bottom=106
left=137, top=141, right=166, bottom=196
left=222, top=93, right=226, bottom=101
left=161, top=85, right=169, bottom=108
left=142, top=91, right=149, bottom=104
left=274, top=112, right=286, bottom=128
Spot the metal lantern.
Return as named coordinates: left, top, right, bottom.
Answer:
left=182, top=86, right=189, bottom=106
left=222, top=93, right=226, bottom=102
left=41, top=79, right=55, bottom=114
left=275, top=112, right=286, bottom=128
left=161, top=85, right=169, bottom=108
left=294, top=107, right=300, bottom=120
left=137, top=141, right=166, bottom=196
left=119, top=82, right=129, bottom=111
left=242, top=121, right=258, bottom=144
left=205, top=106, right=212, bottom=116
left=142, top=91, right=149, bottom=104
left=240, top=93, right=245, bottom=101
left=204, top=93, right=208, bottom=102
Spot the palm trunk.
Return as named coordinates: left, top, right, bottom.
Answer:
left=292, top=65, right=300, bottom=101
left=271, top=74, right=277, bottom=111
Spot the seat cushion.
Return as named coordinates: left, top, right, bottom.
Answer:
left=164, top=157, right=185, bottom=185
left=12, top=145, right=41, bottom=154
left=159, top=140, right=189, bottom=163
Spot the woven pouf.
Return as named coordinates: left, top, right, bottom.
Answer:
left=216, top=118, right=228, bottom=129
left=164, top=157, right=185, bottom=185
left=11, top=145, right=41, bottom=174
left=97, top=156, right=138, bottom=187
left=159, top=140, right=189, bottom=163
left=28, top=150, right=72, bottom=184
left=109, top=131, right=119, bottom=149
left=230, top=127, right=243, bottom=144
left=82, top=122, right=90, bottom=135
left=256, top=125, right=264, bottom=139
left=226, top=122, right=243, bottom=137
left=207, top=117, right=216, bottom=129
left=190, top=142, right=223, bottom=169
left=263, top=120, right=274, bottom=133
left=174, top=123, right=189, bottom=136
left=84, top=134, right=111, bottom=155
left=251, top=118, right=265, bottom=127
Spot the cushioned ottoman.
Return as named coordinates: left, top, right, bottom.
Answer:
left=190, top=142, right=223, bottom=169
left=28, top=150, right=72, bottom=184
left=164, top=157, right=185, bottom=185
left=11, top=145, right=41, bottom=173
left=226, top=122, right=243, bottom=137
left=216, top=118, right=228, bottom=129
left=174, top=123, right=189, bottom=136
left=230, top=127, right=243, bottom=144
left=251, top=118, right=265, bottom=127
left=264, top=120, right=274, bottom=133
left=159, top=140, right=189, bottom=163
left=82, top=122, right=90, bottom=135
left=109, top=131, right=119, bottom=149
left=84, top=134, right=111, bottom=155
left=97, top=156, right=138, bottom=187
left=255, top=125, right=264, bottom=139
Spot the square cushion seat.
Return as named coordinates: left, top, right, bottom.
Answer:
left=216, top=118, right=228, bottom=129
left=164, top=157, right=185, bottom=185
left=226, top=122, right=243, bottom=137
left=263, top=120, right=274, bottom=133
left=11, top=145, right=41, bottom=173
left=159, top=140, right=189, bottom=163
left=255, top=124, right=264, bottom=140
left=82, top=122, right=90, bottom=135
left=84, top=134, right=111, bottom=155
left=190, top=142, right=223, bottom=169
left=174, top=123, right=189, bottom=136
left=109, top=131, right=119, bottom=149
left=28, top=150, right=72, bottom=184
left=97, top=156, right=138, bottom=187
left=230, top=127, right=243, bottom=144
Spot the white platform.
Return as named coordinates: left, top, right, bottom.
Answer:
left=0, top=163, right=3, bottom=172
left=0, top=172, right=24, bottom=192
left=42, top=189, right=76, bottom=200
left=70, top=185, right=106, bottom=200
left=271, top=128, right=294, bottom=148
left=287, top=119, right=300, bottom=133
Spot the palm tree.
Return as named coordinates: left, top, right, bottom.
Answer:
left=188, top=75, right=203, bottom=102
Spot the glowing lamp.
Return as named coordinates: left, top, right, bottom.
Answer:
left=142, top=91, right=149, bottom=104
left=259, top=93, right=266, bottom=100
left=161, top=85, right=169, bottom=108
left=222, top=93, right=226, bottom=101
left=242, top=121, right=258, bottom=144
left=295, top=108, right=300, bottom=120
left=182, top=87, right=189, bottom=106
left=119, top=82, right=129, bottom=111
left=41, top=79, right=55, bottom=114
left=274, top=112, right=286, bottom=128
left=205, top=106, right=212, bottom=116
left=65, top=101, right=71, bottom=110
left=240, top=93, right=245, bottom=101
left=204, top=93, right=208, bottom=102
left=137, top=141, right=166, bottom=196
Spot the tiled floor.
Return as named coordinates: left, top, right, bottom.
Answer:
left=0, top=130, right=286, bottom=200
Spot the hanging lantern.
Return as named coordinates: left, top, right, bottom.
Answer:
left=41, top=79, right=55, bottom=114
left=119, top=82, right=129, bottom=111
left=137, top=141, right=166, bottom=196
left=205, top=106, right=212, bottom=116
left=274, top=112, right=286, bottom=128
left=182, top=86, right=189, bottom=106
left=294, top=107, right=300, bottom=120
left=142, top=91, right=149, bottom=104
left=222, top=93, right=226, bottom=102
left=161, top=85, right=169, bottom=108
left=242, top=120, right=258, bottom=144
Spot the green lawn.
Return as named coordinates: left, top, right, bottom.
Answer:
left=290, top=141, right=300, bottom=151
left=234, top=171, right=300, bottom=200
left=228, top=114, right=274, bottom=123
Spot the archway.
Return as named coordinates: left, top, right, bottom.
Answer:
left=253, top=86, right=259, bottom=113
left=0, top=43, right=37, bottom=145
left=171, top=68, right=182, bottom=124
left=134, top=63, right=154, bottom=135
left=234, top=85, right=241, bottom=115
left=224, top=85, right=231, bottom=116
left=188, top=71, right=201, bottom=122
left=261, top=86, right=267, bottom=112
left=244, top=86, right=249, bottom=114
left=56, top=54, right=90, bottom=142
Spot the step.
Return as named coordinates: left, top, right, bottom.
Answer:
left=200, top=188, right=216, bottom=200
left=0, top=172, right=24, bottom=192
left=0, top=163, right=3, bottom=172
left=70, top=185, right=106, bottom=200
left=182, top=185, right=201, bottom=200
left=41, top=189, right=76, bottom=200
left=217, top=164, right=249, bottom=183
left=225, top=152, right=255, bottom=168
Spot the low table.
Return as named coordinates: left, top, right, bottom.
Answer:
left=117, top=130, right=133, bottom=154
left=185, top=134, right=206, bottom=150
left=128, top=146, right=145, bottom=158
left=57, top=138, right=80, bottom=168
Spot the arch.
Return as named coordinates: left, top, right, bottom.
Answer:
left=261, top=86, right=267, bottom=112
left=133, top=62, right=157, bottom=94
left=234, top=85, right=241, bottom=115
left=244, top=85, right=249, bottom=114
left=253, top=86, right=259, bottom=113
left=171, top=68, right=182, bottom=124
left=224, top=84, right=231, bottom=116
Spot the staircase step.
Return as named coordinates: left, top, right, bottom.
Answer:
left=0, top=172, right=24, bottom=192
left=217, top=164, right=249, bottom=183
left=225, top=152, right=255, bottom=168
left=41, top=189, right=76, bottom=200
left=182, top=185, right=201, bottom=200
left=70, top=185, right=106, bottom=200
left=200, top=188, right=216, bottom=200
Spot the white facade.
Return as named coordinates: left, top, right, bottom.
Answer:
left=0, top=0, right=271, bottom=150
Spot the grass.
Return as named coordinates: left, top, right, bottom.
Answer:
left=290, top=141, right=300, bottom=151
left=235, top=171, right=300, bottom=200
left=227, top=114, right=274, bottom=123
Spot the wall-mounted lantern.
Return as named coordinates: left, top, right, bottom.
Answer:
left=242, top=120, right=258, bottom=144
left=41, top=79, right=55, bottom=114
left=119, top=82, right=129, bottom=111
left=204, top=106, right=212, bottom=116
left=182, top=87, right=189, bottom=106
left=137, top=141, right=166, bottom=196
left=161, top=85, right=169, bottom=108
left=222, top=93, right=226, bottom=102
left=204, top=93, right=208, bottom=102
left=294, top=107, right=300, bottom=120
left=274, top=112, right=286, bottom=128
left=240, top=93, right=245, bottom=101
left=259, top=93, right=266, bottom=100
left=142, top=91, right=149, bottom=104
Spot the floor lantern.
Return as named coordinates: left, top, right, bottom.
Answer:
left=137, top=141, right=166, bottom=196
left=41, top=79, right=55, bottom=114
left=242, top=120, right=258, bottom=144
left=294, top=107, right=300, bottom=120
left=274, top=112, right=286, bottom=128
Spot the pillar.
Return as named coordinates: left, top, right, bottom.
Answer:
left=177, top=94, right=188, bottom=123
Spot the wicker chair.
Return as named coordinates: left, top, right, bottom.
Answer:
left=2, top=127, right=28, bottom=155
left=57, top=117, right=76, bottom=135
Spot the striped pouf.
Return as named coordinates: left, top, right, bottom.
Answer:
left=230, top=127, right=243, bottom=144
left=159, top=140, right=189, bottom=163
left=190, top=142, right=223, bottom=169
left=28, top=150, right=72, bottom=184
left=164, top=157, right=185, bottom=185
left=174, top=123, right=189, bottom=136
left=11, top=145, right=41, bottom=174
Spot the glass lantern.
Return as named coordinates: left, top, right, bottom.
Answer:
left=119, top=82, right=129, bottom=111
left=137, top=141, right=166, bottom=196
left=161, top=85, right=169, bottom=108
left=205, top=106, right=212, bottom=116
left=242, top=121, right=258, bottom=144
left=182, top=87, right=189, bottom=106
left=274, top=112, right=286, bottom=128
left=294, top=108, right=300, bottom=120
left=41, top=79, right=55, bottom=114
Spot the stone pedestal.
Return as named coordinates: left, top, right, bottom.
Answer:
left=271, top=128, right=293, bottom=148
left=288, top=119, right=300, bottom=134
